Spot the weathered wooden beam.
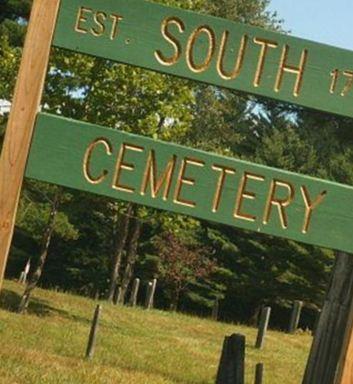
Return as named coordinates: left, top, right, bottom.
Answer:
left=336, top=274, right=353, bottom=384
left=337, top=320, right=353, bottom=384
left=302, top=252, right=353, bottom=384
left=0, top=0, right=60, bottom=291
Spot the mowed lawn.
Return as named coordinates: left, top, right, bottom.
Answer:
left=0, top=280, right=311, bottom=384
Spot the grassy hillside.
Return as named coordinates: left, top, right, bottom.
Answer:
left=0, top=280, right=311, bottom=384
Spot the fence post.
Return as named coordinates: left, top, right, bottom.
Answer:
left=288, top=300, right=303, bottom=334
left=86, top=304, right=102, bottom=359
left=254, top=363, right=264, bottom=384
left=129, top=278, right=140, bottom=307
left=255, top=307, right=271, bottom=349
left=216, top=333, right=245, bottom=384
left=145, top=279, right=157, bottom=310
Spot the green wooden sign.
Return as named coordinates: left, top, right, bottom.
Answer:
left=26, top=113, right=353, bottom=253
left=53, top=0, right=353, bottom=118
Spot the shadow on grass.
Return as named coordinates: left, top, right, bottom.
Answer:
left=0, top=288, right=90, bottom=325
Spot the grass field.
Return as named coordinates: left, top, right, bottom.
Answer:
left=0, top=280, right=312, bottom=383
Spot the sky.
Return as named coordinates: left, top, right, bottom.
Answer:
left=267, top=0, right=353, bottom=51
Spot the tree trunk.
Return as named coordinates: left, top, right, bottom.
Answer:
left=250, top=304, right=262, bottom=327
left=107, top=203, right=132, bottom=302
left=169, top=288, right=180, bottom=311
left=118, top=213, right=142, bottom=304
left=18, top=192, right=60, bottom=313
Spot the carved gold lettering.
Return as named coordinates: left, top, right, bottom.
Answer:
left=186, top=25, right=216, bottom=73
left=212, top=165, right=236, bottom=213
left=341, top=70, right=353, bottom=96
left=275, top=45, right=308, bottom=97
left=75, top=7, right=92, bottom=34
left=83, top=138, right=113, bottom=185
left=217, top=32, right=248, bottom=80
left=110, top=13, right=124, bottom=40
left=155, top=17, right=185, bottom=66
left=112, top=143, right=144, bottom=193
left=301, top=186, right=327, bottom=234
left=91, top=11, right=107, bottom=37
left=330, top=69, right=339, bottom=94
left=174, top=158, right=205, bottom=208
left=234, top=172, right=265, bottom=222
left=263, top=180, right=295, bottom=229
left=253, top=37, right=278, bottom=87
left=140, top=150, right=177, bottom=200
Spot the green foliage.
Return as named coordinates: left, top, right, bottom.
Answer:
left=17, top=202, right=77, bottom=242
left=16, top=182, right=78, bottom=242
left=0, top=35, right=20, bottom=99
left=0, top=0, right=30, bottom=48
left=153, top=231, right=217, bottom=309
left=0, top=0, right=31, bottom=23
left=204, top=0, right=279, bottom=27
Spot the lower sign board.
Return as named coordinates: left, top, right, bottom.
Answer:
left=26, top=113, right=353, bottom=253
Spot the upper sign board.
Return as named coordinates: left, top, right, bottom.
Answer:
left=53, top=0, right=353, bottom=118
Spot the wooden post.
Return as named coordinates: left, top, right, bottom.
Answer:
left=86, top=304, right=102, bottom=359
left=212, top=299, right=219, bottom=321
left=129, top=278, right=140, bottom=307
left=254, top=363, right=264, bottom=384
left=0, top=0, right=60, bottom=291
left=216, top=334, right=245, bottom=384
left=288, top=300, right=303, bottom=334
left=145, top=279, right=157, bottom=310
left=337, top=305, right=353, bottom=384
left=255, top=307, right=271, bottom=349
left=303, top=252, right=353, bottom=384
